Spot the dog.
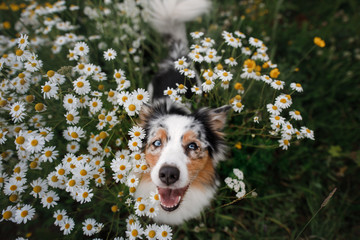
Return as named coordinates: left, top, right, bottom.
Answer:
left=135, top=0, right=230, bottom=225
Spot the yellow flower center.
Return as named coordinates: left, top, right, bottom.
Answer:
left=131, top=229, right=138, bottom=237
left=162, top=231, right=168, bottom=237
left=33, top=186, right=42, bottom=193
left=82, top=192, right=89, bottom=198
left=115, top=73, right=121, bottom=78
left=47, top=197, right=53, bottom=203
left=21, top=210, right=28, bottom=218
left=3, top=211, right=12, bottom=220
left=10, top=185, right=17, bottom=191
left=31, top=139, right=38, bottom=146
left=71, top=132, right=78, bottom=139
left=47, top=70, right=55, bottom=78
left=87, top=224, right=92, bottom=231
left=148, top=230, right=156, bottom=238
left=80, top=169, right=87, bottom=176
left=76, top=82, right=84, bottom=88
left=138, top=204, right=145, bottom=211
left=16, top=136, right=25, bottom=144
left=69, top=180, right=76, bottom=186
left=128, top=104, right=136, bottom=111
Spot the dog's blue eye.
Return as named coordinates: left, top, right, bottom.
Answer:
left=188, top=143, right=198, bottom=150
left=153, top=140, right=161, bottom=147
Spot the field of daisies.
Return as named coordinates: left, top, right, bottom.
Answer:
left=0, top=0, right=359, bottom=239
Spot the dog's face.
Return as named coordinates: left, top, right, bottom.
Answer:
left=138, top=99, right=229, bottom=217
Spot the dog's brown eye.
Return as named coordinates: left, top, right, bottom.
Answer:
left=153, top=140, right=162, bottom=147
left=187, top=142, right=198, bottom=150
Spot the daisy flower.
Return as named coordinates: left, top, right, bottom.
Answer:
left=103, top=48, right=117, bottom=61
left=110, top=158, right=131, bottom=174
left=290, top=82, right=304, bottom=92
left=282, top=122, right=295, bottom=135
left=279, top=138, right=290, bottom=150
left=232, top=101, right=244, bottom=113
left=82, top=218, right=97, bottom=236
left=191, top=85, right=202, bottom=95
left=9, top=101, right=27, bottom=123
left=26, top=134, right=45, bottom=153
left=289, top=110, right=302, bottom=120
left=218, top=70, right=233, bottom=82
left=129, top=126, right=146, bottom=140
left=134, top=199, right=147, bottom=216
left=300, top=126, right=315, bottom=140
left=65, top=109, right=80, bottom=125
left=126, top=222, right=143, bottom=240
left=1, top=205, right=16, bottom=222
left=64, top=126, right=86, bottom=142
left=201, top=37, right=215, bottom=47
left=59, top=217, right=75, bottom=235
left=204, top=49, right=220, bottom=63
left=30, top=178, right=48, bottom=198
left=180, top=68, right=196, bottom=78
left=188, top=51, right=204, bottom=63
left=132, top=88, right=150, bottom=105
left=74, top=42, right=89, bottom=56
left=241, top=47, right=252, bottom=55
left=202, top=79, right=215, bottom=92
left=41, top=146, right=58, bottom=162
left=76, top=187, right=93, bottom=204
left=275, top=94, right=292, bottom=109
left=146, top=204, right=159, bottom=218
left=66, top=141, right=80, bottom=153
left=225, top=57, right=238, bottom=66
left=261, top=75, right=273, bottom=84
left=253, top=116, right=259, bottom=123
left=266, top=103, right=282, bottom=116
left=63, top=94, right=79, bottom=110
left=269, top=115, right=286, bottom=126
left=114, top=69, right=126, bottom=81
left=41, top=190, right=60, bottom=209
left=157, top=224, right=173, bottom=240
left=249, top=37, right=263, bottom=48
left=67, top=49, right=79, bottom=61
left=174, top=57, right=189, bottom=70
left=73, top=77, right=91, bottom=95
left=144, top=224, right=159, bottom=240
left=89, top=98, right=103, bottom=113
left=163, top=87, right=176, bottom=97
left=124, top=100, right=141, bottom=116
left=128, top=137, right=143, bottom=151
left=270, top=80, right=285, bottom=90
left=190, top=31, right=204, bottom=39
left=15, top=204, right=35, bottom=224
left=225, top=35, right=242, bottom=48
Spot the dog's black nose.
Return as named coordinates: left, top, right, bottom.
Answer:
left=159, top=166, right=180, bottom=185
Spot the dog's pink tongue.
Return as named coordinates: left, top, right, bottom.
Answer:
left=158, top=188, right=182, bottom=207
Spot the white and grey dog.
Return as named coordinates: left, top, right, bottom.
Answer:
left=135, top=0, right=230, bottom=225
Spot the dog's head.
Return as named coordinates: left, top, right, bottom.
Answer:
left=138, top=99, right=230, bottom=212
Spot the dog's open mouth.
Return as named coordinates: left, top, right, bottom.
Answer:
left=157, top=185, right=189, bottom=212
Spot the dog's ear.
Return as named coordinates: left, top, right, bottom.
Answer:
left=208, top=105, right=231, bottom=132
left=138, top=103, right=152, bottom=128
